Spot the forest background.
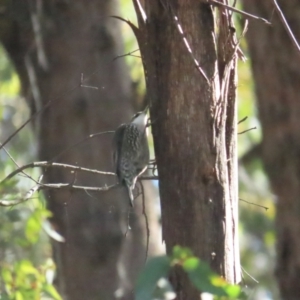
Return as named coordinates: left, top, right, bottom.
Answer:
left=0, top=0, right=296, bottom=299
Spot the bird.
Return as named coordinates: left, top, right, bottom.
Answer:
left=112, top=110, right=150, bottom=207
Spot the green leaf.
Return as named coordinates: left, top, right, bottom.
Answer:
left=182, top=257, right=199, bottom=270
left=25, top=211, right=42, bottom=244
left=172, top=245, right=193, bottom=262
left=1, top=266, right=13, bottom=284
left=152, top=277, right=176, bottom=300
left=15, top=291, right=24, bottom=300
left=0, top=294, right=10, bottom=300
left=17, top=260, right=38, bottom=276
left=183, top=258, right=223, bottom=296
left=43, top=284, right=62, bottom=300
left=135, top=256, right=171, bottom=300
left=183, top=258, right=241, bottom=298
left=223, top=284, right=243, bottom=298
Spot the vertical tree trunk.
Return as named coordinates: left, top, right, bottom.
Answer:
left=242, top=1, right=300, bottom=299
left=133, top=0, right=240, bottom=298
left=0, top=0, right=161, bottom=299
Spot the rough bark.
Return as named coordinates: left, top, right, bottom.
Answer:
left=133, top=0, right=240, bottom=298
left=242, top=1, right=300, bottom=299
left=0, top=0, right=161, bottom=299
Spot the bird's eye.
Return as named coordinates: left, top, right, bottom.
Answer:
left=132, top=112, right=142, bottom=120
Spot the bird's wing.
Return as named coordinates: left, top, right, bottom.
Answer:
left=112, top=123, right=127, bottom=174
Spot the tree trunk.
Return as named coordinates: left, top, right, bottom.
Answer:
left=0, top=0, right=161, bottom=299
left=242, top=1, right=300, bottom=299
left=133, top=0, right=240, bottom=298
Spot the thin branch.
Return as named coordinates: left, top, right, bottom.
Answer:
left=0, top=158, right=157, bottom=190
left=238, top=127, right=256, bottom=135
left=208, top=0, right=271, bottom=25
left=239, top=198, right=269, bottom=211
left=111, top=16, right=141, bottom=42
left=0, top=101, right=51, bottom=151
left=51, top=130, right=115, bottom=162
left=132, top=0, right=147, bottom=25
left=241, top=266, right=259, bottom=283
left=1, top=161, right=115, bottom=184
left=0, top=143, right=37, bottom=183
left=0, top=185, right=40, bottom=206
left=237, top=19, right=249, bottom=61
left=0, top=47, right=136, bottom=151
left=113, top=49, right=141, bottom=62
left=0, top=183, right=118, bottom=207
left=238, top=116, right=248, bottom=124
left=80, top=73, right=99, bottom=90
left=272, top=0, right=300, bottom=53
left=83, top=189, right=100, bottom=200
left=37, top=182, right=118, bottom=192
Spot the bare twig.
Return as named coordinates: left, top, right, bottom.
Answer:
left=238, top=127, right=256, bottom=135
left=209, top=0, right=271, bottom=25
left=1, top=161, right=115, bottom=185
left=241, top=266, right=259, bottom=283
left=272, top=0, right=300, bottom=53
left=80, top=73, right=99, bottom=90
left=132, top=0, right=147, bottom=24
left=238, top=116, right=248, bottom=124
left=113, top=49, right=141, bottom=62
left=0, top=143, right=37, bottom=184
left=0, top=183, right=118, bottom=207
left=238, top=19, right=249, bottom=61
left=83, top=189, right=100, bottom=200
left=0, top=101, right=51, bottom=151
left=239, top=198, right=269, bottom=211
left=0, top=47, right=137, bottom=151
left=111, top=16, right=141, bottom=41
left=51, top=130, right=115, bottom=161
left=1, top=159, right=158, bottom=187
left=38, top=182, right=117, bottom=192
left=0, top=185, right=40, bottom=206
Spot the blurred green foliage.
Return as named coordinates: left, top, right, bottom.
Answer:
left=135, top=246, right=244, bottom=300
left=1, top=259, right=61, bottom=300
left=0, top=46, right=20, bottom=96
left=0, top=44, right=60, bottom=299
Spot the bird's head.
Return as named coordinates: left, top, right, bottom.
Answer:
left=131, top=110, right=148, bottom=127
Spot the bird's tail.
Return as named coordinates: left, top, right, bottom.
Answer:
left=125, top=183, right=134, bottom=207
